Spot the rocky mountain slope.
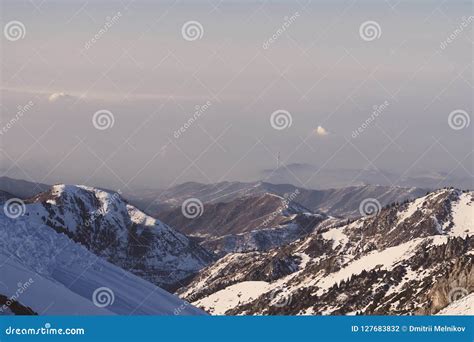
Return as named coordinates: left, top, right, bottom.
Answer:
left=157, top=193, right=311, bottom=238
left=178, top=189, right=473, bottom=315
left=157, top=192, right=327, bottom=256
left=16, top=184, right=214, bottom=291
left=125, top=181, right=426, bottom=219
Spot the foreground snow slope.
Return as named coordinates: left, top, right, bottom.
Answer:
left=0, top=217, right=205, bottom=315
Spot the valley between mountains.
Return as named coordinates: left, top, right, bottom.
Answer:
left=0, top=177, right=472, bottom=316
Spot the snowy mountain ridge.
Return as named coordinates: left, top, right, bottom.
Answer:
left=17, top=184, right=214, bottom=290
left=179, top=188, right=473, bottom=315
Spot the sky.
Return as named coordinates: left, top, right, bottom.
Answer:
left=0, top=0, right=472, bottom=191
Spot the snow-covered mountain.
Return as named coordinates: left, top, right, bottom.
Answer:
left=178, top=189, right=473, bottom=315
left=0, top=216, right=205, bottom=316
left=16, top=184, right=214, bottom=291
left=125, top=181, right=426, bottom=219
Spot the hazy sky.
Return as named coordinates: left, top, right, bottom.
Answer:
left=1, top=0, right=472, bottom=191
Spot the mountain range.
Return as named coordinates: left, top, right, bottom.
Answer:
left=179, top=188, right=473, bottom=315
left=260, top=163, right=473, bottom=190
left=125, top=181, right=427, bottom=218
left=0, top=176, right=472, bottom=316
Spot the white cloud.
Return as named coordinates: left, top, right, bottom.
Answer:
left=315, top=125, right=329, bottom=136
left=48, top=92, right=75, bottom=103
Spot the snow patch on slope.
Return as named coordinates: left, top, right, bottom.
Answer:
left=322, top=227, right=348, bottom=249
left=437, top=293, right=474, bottom=315
left=193, top=281, right=270, bottom=315
left=450, top=193, right=473, bottom=237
